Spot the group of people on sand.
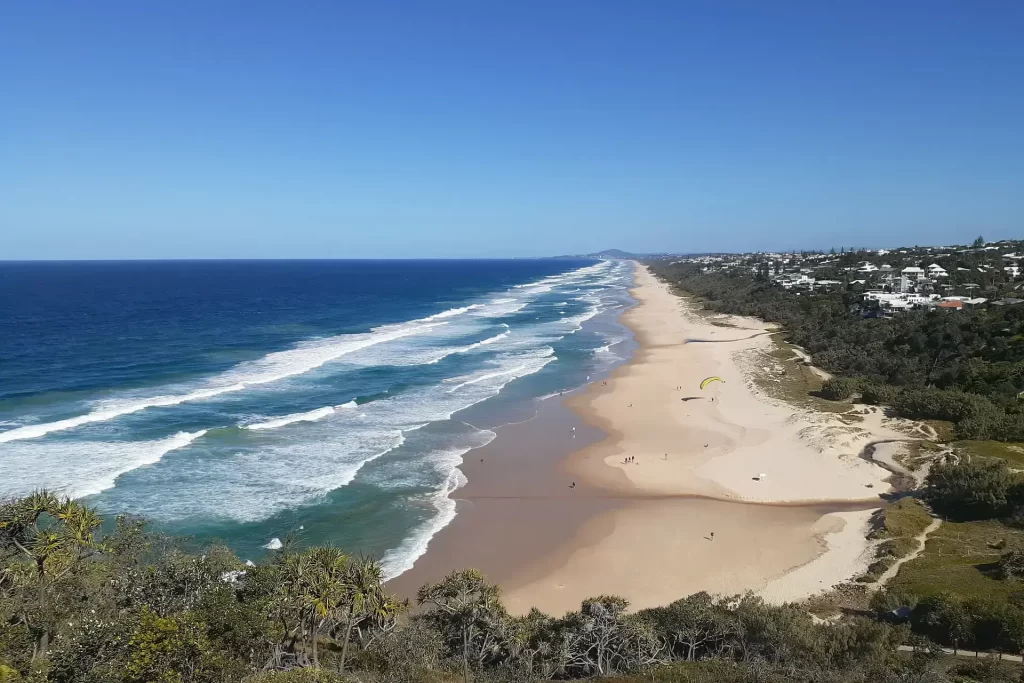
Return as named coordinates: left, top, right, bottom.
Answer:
left=623, top=455, right=636, bottom=464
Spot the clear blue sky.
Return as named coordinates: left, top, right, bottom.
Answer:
left=2, top=1, right=1022, bottom=258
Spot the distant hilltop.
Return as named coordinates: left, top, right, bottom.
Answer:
left=544, top=248, right=640, bottom=259
left=589, top=248, right=637, bottom=259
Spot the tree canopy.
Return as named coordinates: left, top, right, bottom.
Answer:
left=1, top=492, right=990, bottom=683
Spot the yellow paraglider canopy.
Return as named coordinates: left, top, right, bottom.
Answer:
left=700, top=376, right=724, bottom=391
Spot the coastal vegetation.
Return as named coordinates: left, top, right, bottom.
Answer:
left=641, top=249, right=1024, bottom=674
left=6, top=492, right=1024, bottom=683
left=647, top=254, right=1024, bottom=443
left=862, top=498, right=934, bottom=583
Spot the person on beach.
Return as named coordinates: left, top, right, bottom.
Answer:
left=710, top=532, right=715, bottom=541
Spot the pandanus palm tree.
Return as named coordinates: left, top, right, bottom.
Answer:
left=0, top=490, right=104, bottom=659
left=337, top=555, right=402, bottom=672
left=281, top=545, right=350, bottom=667
left=418, top=569, right=504, bottom=683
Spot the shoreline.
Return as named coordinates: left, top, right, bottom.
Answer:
left=391, top=262, right=904, bottom=614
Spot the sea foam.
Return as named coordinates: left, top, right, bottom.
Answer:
left=244, top=405, right=341, bottom=431
left=0, top=429, right=207, bottom=500
left=2, top=259, right=633, bottom=570
left=0, top=320, right=447, bottom=443
left=379, top=428, right=494, bottom=579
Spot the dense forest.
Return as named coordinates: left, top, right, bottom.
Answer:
left=6, top=490, right=1024, bottom=683
left=648, top=261, right=1024, bottom=441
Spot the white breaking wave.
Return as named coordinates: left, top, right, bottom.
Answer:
left=362, top=326, right=514, bottom=368
left=447, top=349, right=555, bottom=393
left=382, top=468, right=465, bottom=579
left=450, top=330, right=510, bottom=355
left=522, top=284, right=553, bottom=294
left=0, top=430, right=207, bottom=500
left=100, top=429, right=410, bottom=523
left=100, top=343, right=558, bottom=523
left=244, top=406, right=337, bottom=431
left=417, top=330, right=513, bottom=366
left=423, top=304, right=484, bottom=320
left=479, top=301, right=528, bottom=317
left=263, top=538, right=283, bottom=550
left=556, top=305, right=601, bottom=333
left=379, top=429, right=494, bottom=579
left=1, top=259, right=629, bottom=535
left=0, top=321, right=445, bottom=443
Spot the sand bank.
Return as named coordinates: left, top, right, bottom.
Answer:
left=392, top=263, right=903, bottom=614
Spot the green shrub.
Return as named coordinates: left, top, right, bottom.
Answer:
left=998, top=550, right=1024, bottom=580
left=925, top=459, right=1019, bottom=520
left=860, top=383, right=902, bottom=407
left=820, top=377, right=858, bottom=400
left=244, top=670, right=353, bottom=683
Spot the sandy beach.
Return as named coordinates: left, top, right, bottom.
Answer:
left=392, top=262, right=906, bottom=614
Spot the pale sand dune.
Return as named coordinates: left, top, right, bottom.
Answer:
left=758, top=510, right=877, bottom=604
left=566, top=265, right=905, bottom=504
left=505, top=264, right=903, bottom=610
left=394, top=262, right=902, bottom=613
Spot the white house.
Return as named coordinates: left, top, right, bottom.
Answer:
left=1006, top=264, right=1021, bottom=279
left=856, top=262, right=878, bottom=273
left=902, top=266, right=925, bottom=280
left=863, top=291, right=937, bottom=310
left=927, top=263, right=948, bottom=278
left=775, top=273, right=815, bottom=289
left=887, top=300, right=913, bottom=311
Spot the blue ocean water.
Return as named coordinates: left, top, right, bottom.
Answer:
left=0, top=259, right=633, bottom=575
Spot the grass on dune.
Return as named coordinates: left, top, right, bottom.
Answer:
left=747, top=333, right=854, bottom=415
left=874, top=498, right=934, bottom=545
left=605, top=658, right=1023, bottom=682
left=923, top=420, right=956, bottom=443
left=887, top=517, right=1024, bottom=602
left=862, top=498, right=935, bottom=582
left=955, top=440, right=1024, bottom=469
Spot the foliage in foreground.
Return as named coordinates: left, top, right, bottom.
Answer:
left=3, top=491, right=990, bottom=682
